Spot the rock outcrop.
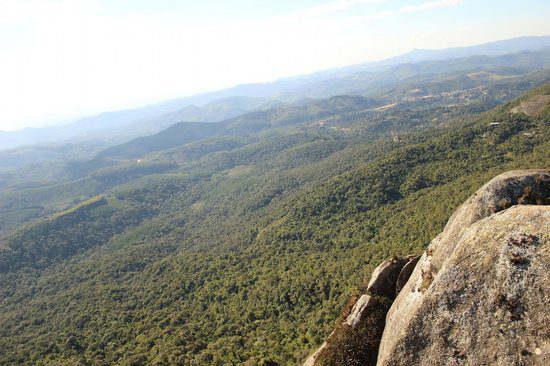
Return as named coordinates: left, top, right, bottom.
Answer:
left=344, top=294, right=378, bottom=328
left=303, top=256, right=416, bottom=365
left=366, top=257, right=411, bottom=298
left=378, top=169, right=550, bottom=365
left=378, top=205, right=549, bottom=365
left=304, top=169, right=549, bottom=366
left=395, top=256, right=420, bottom=295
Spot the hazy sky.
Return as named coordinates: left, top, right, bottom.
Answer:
left=0, top=0, right=549, bottom=131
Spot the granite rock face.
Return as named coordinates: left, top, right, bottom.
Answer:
left=304, top=170, right=549, bottom=366
left=378, top=205, right=549, bottom=365
left=378, top=169, right=550, bottom=366
left=395, top=255, right=420, bottom=295
left=344, top=294, right=378, bottom=328
left=303, top=256, right=413, bottom=366
left=366, top=257, right=410, bottom=298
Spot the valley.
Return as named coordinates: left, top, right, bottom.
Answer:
left=0, top=36, right=549, bottom=366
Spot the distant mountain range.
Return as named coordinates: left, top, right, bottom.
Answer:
left=0, top=96, right=278, bottom=150
left=379, top=35, right=550, bottom=64
left=1, top=35, right=549, bottom=150
left=1, top=77, right=548, bottom=365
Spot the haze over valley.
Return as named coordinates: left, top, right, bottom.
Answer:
left=0, top=1, right=549, bottom=365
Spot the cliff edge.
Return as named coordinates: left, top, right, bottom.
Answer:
left=305, top=169, right=550, bottom=366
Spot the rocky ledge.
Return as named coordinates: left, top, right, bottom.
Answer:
left=304, top=169, right=550, bottom=366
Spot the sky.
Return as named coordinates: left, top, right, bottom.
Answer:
left=0, top=0, right=549, bottom=131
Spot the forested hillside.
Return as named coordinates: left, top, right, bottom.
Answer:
left=0, top=79, right=548, bottom=365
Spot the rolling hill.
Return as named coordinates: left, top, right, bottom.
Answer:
left=2, top=35, right=550, bottom=151
left=0, top=79, right=548, bottom=365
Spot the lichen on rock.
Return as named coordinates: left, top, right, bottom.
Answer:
left=378, top=169, right=550, bottom=366
left=305, top=170, right=550, bottom=366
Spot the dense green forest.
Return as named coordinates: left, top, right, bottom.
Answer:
left=0, top=75, right=548, bottom=365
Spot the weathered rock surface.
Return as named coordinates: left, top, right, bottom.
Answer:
left=378, top=169, right=550, bottom=366
left=421, top=169, right=549, bottom=278
left=345, top=294, right=378, bottom=328
left=303, top=294, right=391, bottom=366
left=303, top=256, right=410, bottom=366
left=379, top=206, right=549, bottom=365
left=395, top=255, right=420, bottom=295
left=366, top=257, right=410, bottom=299
left=304, top=170, right=549, bottom=366
left=303, top=341, right=329, bottom=366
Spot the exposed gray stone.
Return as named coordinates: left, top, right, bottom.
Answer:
left=305, top=170, right=550, bottom=366
left=303, top=341, right=328, bottom=366
left=345, top=294, right=377, bottom=328
left=395, top=255, right=421, bottom=295
left=378, top=169, right=550, bottom=366
left=366, top=257, right=409, bottom=299
left=378, top=206, right=549, bottom=365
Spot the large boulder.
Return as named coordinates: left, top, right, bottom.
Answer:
left=395, top=255, right=421, bottom=295
left=428, top=169, right=549, bottom=274
left=303, top=255, right=411, bottom=366
left=366, top=257, right=410, bottom=299
left=378, top=169, right=550, bottom=366
left=304, top=294, right=391, bottom=366
left=344, top=294, right=378, bottom=328
left=305, top=170, right=549, bottom=366
left=378, top=205, right=549, bottom=365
